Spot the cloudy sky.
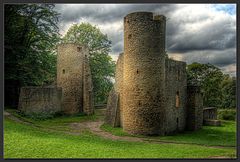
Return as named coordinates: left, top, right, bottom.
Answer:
left=55, top=4, right=236, bottom=76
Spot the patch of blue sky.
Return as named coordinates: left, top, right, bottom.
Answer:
left=211, top=4, right=236, bottom=15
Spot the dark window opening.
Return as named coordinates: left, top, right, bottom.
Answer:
left=128, top=34, right=132, bottom=39
left=136, top=69, right=139, bottom=74
left=176, top=91, right=180, bottom=108
left=62, top=69, right=65, bottom=74
left=177, top=69, right=180, bottom=81
left=77, top=47, right=82, bottom=52
left=177, top=118, right=179, bottom=130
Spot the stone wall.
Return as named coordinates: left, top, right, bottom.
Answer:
left=203, top=107, right=217, bottom=120
left=18, top=86, right=62, bottom=115
left=186, top=86, right=203, bottom=131
left=105, top=53, right=123, bottom=127
left=83, top=54, right=94, bottom=115
left=105, top=88, right=119, bottom=127
left=165, top=58, right=187, bottom=134
left=114, top=53, right=124, bottom=126
left=122, top=12, right=166, bottom=135
left=203, top=107, right=221, bottom=126
left=57, top=43, right=87, bottom=114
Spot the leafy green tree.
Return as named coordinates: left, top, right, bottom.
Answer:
left=4, top=4, right=60, bottom=107
left=62, top=23, right=116, bottom=104
left=220, top=75, right=236, bottom=108
left=186, top=62, right=225, bottom=107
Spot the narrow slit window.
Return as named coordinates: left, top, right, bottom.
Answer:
left=176, top=91, right=180, bottom=108
left=177, top=69, right=180, bottom=81
left=62, top=69, right=65, bottom=74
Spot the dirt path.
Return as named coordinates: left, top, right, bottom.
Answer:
left=4, top=110, right=236, bottom=151
left=69, top=120, right=235, bottom=150
left=70, top=121, right=142, bottom=142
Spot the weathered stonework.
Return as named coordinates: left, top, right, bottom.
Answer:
left=203, top=119, right=221, bottom=126
left=105, top=88, right=119, bottom=127
left=18, top=86, right=62, bottom=115
left=83, top=55, right=94, bottom=115
left=18, top=43, right=94, bottom=116
left=203, top=107, right=221, bottom=126
left=114, top=53, right=124, bottom=126
left=203, top=107, right=217, bottom=120
left=165, top=58, right=187, bottom=134
left=122, top=12, right=166, bottom=135
left=186, top=86, right=203, bottom=131
left=57, top=43, right=94, bottom=115
left=105, top=11, right=204, bottom=136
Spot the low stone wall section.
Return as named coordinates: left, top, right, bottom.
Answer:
left=18, top=86, right=62, bottom=115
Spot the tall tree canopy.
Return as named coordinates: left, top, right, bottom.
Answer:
left=220, top=75, right=236, bottom=108
left=187, top=62, right=236, bottom=108
left=62, top=23, right=116, bottom=104
left=5, top=4, right=60, bottom=107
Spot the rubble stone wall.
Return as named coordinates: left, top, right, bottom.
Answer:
left=18, top=87, right=62, bottom=115
left=165, top=58, right=187, bottom=134
left=83, top=55, right=94, bottom=115
left=186, top=86, right=203, bottom=131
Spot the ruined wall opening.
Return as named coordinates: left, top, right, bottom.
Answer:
left=176, top=91, right=180, bottom=108
left=62, top=69, right=65, bottom=74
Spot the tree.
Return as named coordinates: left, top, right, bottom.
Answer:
left=4, top=4, right=60, bottom=107
left=62, top=23, right=116, bottom=104
left=220, top=75, right=236, bottom=108
left=186, top=62, right=225, bottom=107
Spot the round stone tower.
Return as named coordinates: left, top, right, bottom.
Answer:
left=122, top=12, right=166, bottom=135
left=57, top=43, right=89, bottom=114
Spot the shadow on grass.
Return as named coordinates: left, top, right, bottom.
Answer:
left=101, top=121, right=236, bottom=147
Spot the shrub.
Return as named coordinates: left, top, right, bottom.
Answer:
left=17, top=110, right=66, bottom=120
left=217, top=109, right=236, bottom=121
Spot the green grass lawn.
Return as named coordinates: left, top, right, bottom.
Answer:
left=101, top=120, right=236, bottom=147
left=4, top=114, right=236, bottom=158
left=5, top=109, right=102, bottom=132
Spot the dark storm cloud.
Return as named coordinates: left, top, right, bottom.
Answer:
left=55, top=4, right=236, bottom=76
left=181, top=48, right=236, bottom=67
left=55, top=4, right=177, bottom=24
left=166, top=5, right=236, bottom=53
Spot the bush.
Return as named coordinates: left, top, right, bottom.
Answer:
left=217, top=109, right=236, bottom=121
left=17, top=110, right=67, bottom=120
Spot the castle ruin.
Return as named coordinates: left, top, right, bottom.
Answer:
left=105, top=12, right=203, bottom=136
left=57, top=43, right=94, bottom=115
left=18, top=43, right=94, bottom=116
left=18, top=11, right=204, bottom=136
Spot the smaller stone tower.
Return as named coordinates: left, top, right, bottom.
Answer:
left=57, top=43, right=94, bottom=115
